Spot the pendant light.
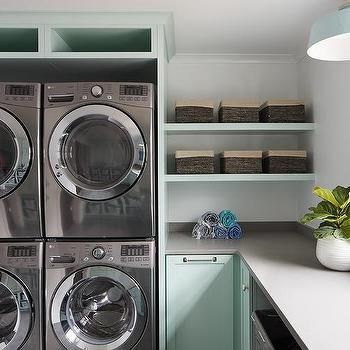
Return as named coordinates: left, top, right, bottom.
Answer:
left=307, top=1, right=350, bottom=61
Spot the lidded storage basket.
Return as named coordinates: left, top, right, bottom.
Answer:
left=259, top=100, right=305, bottom=123
left=219, top=100, right=261, bottom=123
left=262, top=150, right=307, bottom=173
left=175, top=151, right=215, bottom=174
left=220, top=151, right=262, bottom=174
left=175, top=100, right=214, bottom=123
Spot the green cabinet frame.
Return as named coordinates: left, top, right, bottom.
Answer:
left=240, top=259, right=252, bottom=350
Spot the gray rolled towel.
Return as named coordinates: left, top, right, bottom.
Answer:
left=192, top=223, right=214, bottom=240
left=200, top=211, right=220, bottom=227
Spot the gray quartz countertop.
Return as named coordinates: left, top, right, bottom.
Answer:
left=166, top=229, right=350, bottom=350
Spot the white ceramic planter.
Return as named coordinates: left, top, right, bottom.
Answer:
left=316, top=236, right=350, bottom=271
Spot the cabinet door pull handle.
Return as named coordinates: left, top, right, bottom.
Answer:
left=242, top=284, right=249, bottom=291
left=257, top=330, right=266, bottom=343
left=182, top=257, right=217, bottom=263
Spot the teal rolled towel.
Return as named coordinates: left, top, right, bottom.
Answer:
left=219, top=210, right=237, bottom=228
left=228, top=223, right=242, bottom=239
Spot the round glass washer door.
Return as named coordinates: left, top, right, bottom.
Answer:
left=49, top=105, right=146, bottom=201
left=51, top=266, right=147, bottom=350
left=0, top=110, right=31, bottom=199
left=0, top=270, right=33, bottom=350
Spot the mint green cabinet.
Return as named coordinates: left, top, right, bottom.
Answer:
left=166, top=255, right=235, bottom=350
left=240, top=259, right=251, bottom=350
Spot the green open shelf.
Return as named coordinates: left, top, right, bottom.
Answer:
left=0, top=28, right=38, bottom=52
left=51, top=27, right=152, bottom=53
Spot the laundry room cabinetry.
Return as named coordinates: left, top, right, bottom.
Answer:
left=0, top=12, right=174, bottom=59
left=166, top=254, right=238, bottom=350
left=240, top=259, right=252, bottom=350
left=49, top=26, right=152, bottom=53
left=0, top=10, right=173, bottom=350
left=0, top=27, right=41, bottom=53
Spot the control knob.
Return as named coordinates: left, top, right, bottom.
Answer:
left=91, top=85, right=103, bottom=98
left=92, top=246, right=106, bottom=260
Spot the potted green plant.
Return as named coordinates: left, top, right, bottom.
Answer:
left=301, top=185, right=350, bottom=271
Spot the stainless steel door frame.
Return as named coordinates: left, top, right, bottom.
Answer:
left=0, top=269, right=32, bottom=350
left=0, top=110, right=31, bottom=199
left=51, top=265, right=147, bottom=350
left=48, top=104, right=146, bottom=201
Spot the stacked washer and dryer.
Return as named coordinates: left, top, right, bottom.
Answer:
left=0, top=82, right=156, bottom=350
left=0, top=83, right=43, bottom=350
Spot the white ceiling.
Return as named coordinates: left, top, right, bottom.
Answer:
left=0, top=0, right=344, bottom=56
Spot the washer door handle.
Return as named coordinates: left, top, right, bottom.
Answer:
left=58, top=133, right=68, bottom=169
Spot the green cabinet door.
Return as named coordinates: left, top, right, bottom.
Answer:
left=166, top=255, right=234, bottom=350
left=240, top=259, right=251, bottom=350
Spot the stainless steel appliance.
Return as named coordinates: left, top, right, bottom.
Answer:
left=0, top=241, right=43, bottom=349
left=45, top=240, right=155, bottom=350
left=0, top=83, right=42, bottom=239
left=43, top=82, right=155, bottom=239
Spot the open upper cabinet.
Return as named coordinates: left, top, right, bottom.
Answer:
left=0, top=12, right=175, bottom=59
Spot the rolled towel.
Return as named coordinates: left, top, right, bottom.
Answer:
left=219, top=210, right=237, bottom=228
left=228, top=223, right=242, bottom=239
left=213, top=225, right=228, bottom=239
left=200, top=211, right=220, bottom=227
left=192, top=223, right=213, bottom=240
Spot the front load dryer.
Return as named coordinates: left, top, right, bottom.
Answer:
left=0, top=241, right=43, bottom=350
left=43, top=82, right=155, bottom=239
left=45, top=239, right=155, bottom=350
left=0, top=83, right=42, bottom=239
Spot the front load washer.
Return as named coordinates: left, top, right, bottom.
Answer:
left=0, top=83, right=42, bottom=239
left=0, top=241, right=43, bottom=350
left=43, top=82, right=155, bottom=239
left=46, top=240, right=155, bottom=350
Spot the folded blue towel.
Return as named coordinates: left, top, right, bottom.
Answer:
left=219, top=210, right=237, bottom=228
left=213, top=225, right=228, bottom=239
left=228, top=223, right=242, bottom=239
left=192, top=223, right=214, bottom=240
left=200, top=211, right=220, bottom=227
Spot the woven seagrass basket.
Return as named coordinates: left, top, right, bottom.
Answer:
left=175, top=151, right=215, bottom=174
left=259, top=100, right=305, bottom=123
left=262, top=150, right=307, bottom=173
left=219, top=100, right=260, bottom=123
left=175, top=100, right=214, bottom=123
left=220, top=151, right=262, bottom=174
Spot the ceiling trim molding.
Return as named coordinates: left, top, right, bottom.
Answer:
left=170, top=53, right=297, bottom=64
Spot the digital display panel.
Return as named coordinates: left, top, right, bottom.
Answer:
left=7, top=246, right=36, bottom=258
left=121, top=245, right=150, bottom=257
left=120, top=85, right=148, bottom=96
left=5, top=85, right=35, bottom=96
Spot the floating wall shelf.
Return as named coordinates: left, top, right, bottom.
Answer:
left=164, top=174, right=316, bottom=183
left=164, top=123, right=315, bottom=135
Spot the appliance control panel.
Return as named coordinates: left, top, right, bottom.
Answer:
left=0, top=242, right=42, bottom=268
left=0, top=82, right=41, bottom=108
left=44, top=82, right=153, bottom=109
left=46, top=240, right=155, bottom=269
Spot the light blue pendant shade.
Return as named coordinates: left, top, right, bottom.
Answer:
left=308, top=6, right=350, bottom=61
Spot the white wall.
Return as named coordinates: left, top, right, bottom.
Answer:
left=297, top=57, right=350, bottom=218
left=166, top=57, right=303, bottom=222
left=167, top=58, right=299, bottom=119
